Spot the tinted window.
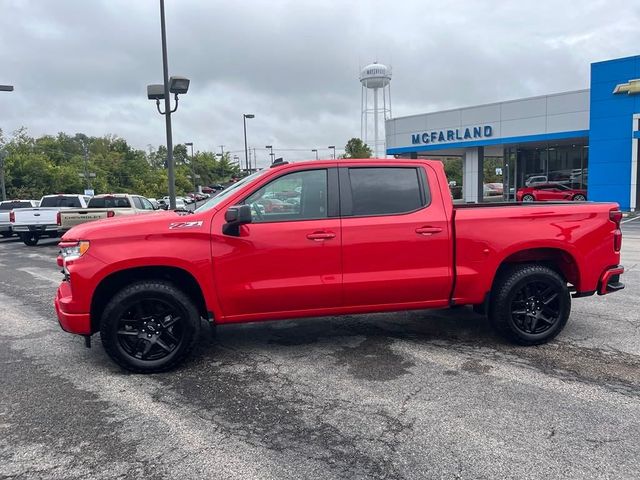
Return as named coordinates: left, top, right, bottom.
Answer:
left=88, top=197, right=132, bottom=208
left=132, top=197, right=144, bottom=209
left=0, top=201, right=32, bottom=210
left=244, top=169, right=327, bottom=222
left=348, top=167, right=425, bottom=216
left=40, top=196, right=82, bottom=208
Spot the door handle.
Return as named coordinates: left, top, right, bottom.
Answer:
left=415, top=226, right=442, bottom=236
left=306, top=231, right=336, bottom=241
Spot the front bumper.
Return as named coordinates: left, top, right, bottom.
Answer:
left=55, top=281, right=91, bottom=335
left=598, top=266, right=625, bottom=295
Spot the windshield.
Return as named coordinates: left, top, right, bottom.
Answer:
left=195, top=170, right=269, bottom=213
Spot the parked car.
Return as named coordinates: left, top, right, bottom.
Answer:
left=11, top=194, right=90, bottom=245
left=59, top=194, right=158, bottom=232
left=55, top=159, right=624, bottom=373
left=483, top=183, right=504, bottom=197
left=517, top=183, right=587, bottom=202
left=525, top=175, right=548, bottom=187
left=0, top=200, right=39, bottom=238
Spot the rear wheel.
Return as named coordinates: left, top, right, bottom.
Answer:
left=522, top=194, right=535, bottom=202
left=21, top=233, right=40, bottom=246
left=100, top=281, right=201, bottom=373
left=0, top=231, right=12, bottom=238
left=573, top=194, right=586, bottom=201
left=489, top=264, right=570, bottom=345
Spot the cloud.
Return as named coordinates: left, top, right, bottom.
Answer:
left=1, top=0, right=639, bottom=168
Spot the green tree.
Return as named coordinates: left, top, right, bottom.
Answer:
left=342, top=138, right=372, bottom=159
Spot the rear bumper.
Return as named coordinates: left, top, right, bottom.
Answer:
left=13, top=225, right=59, bottom=233
left=55, top=281, right=91, bottom=335
left=0, top=224, right=11, bottom=233
left=598, top=266, right=625, bottom=295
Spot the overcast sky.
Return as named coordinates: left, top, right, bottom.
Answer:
left=1, top=0, right=639, bottom=167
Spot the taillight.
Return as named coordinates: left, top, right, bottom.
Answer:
left=107, top=210, right=115, bottom=218
left=9, top=211, right=15, bottom=223
left=610, top=208, right=623, bottom=252
left=56, top=211, right=61, bottom=226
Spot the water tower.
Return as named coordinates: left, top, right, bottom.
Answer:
left=360, top=62, right=392, bottom=158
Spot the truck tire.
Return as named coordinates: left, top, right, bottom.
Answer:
left=489, top=264, right=570, bottom=345
left=100, top=280, right=201, bottom=373
left=21, top=233, right=40, bottom=246
left=521, top=194, right=535, bottom=202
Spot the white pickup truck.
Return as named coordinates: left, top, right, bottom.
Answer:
left=59, top=194, right=157, bottom=232
left=0, top=200, right=40, bottom=238
left=11, top=194, right=90, bottom=246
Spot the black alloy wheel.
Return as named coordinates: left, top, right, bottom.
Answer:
left=489, top=264, right=570, bottom=345
left=573, top=194, right=586, bottom=201
left=116, top=298, right=185, bottom=361
left=509, top=281, right=562, bottom=335
left=100, top=281, right=200, bottom=373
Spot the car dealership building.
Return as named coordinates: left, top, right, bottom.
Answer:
left=386, top=55, right=640, bottom=211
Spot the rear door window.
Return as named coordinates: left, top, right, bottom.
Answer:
left=0, top=201, right=32, bottom=210
left=344, top=167, right=427, bottom=216
left=88, top=197, right=132, bottom=208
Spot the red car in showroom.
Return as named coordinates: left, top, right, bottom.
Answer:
left=517, top=183, right=587, bottom=202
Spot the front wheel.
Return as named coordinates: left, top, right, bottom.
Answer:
left=521, top=194, right=535, bottom=202
left=489, top=264, right=570, bottom=345
left=100, top=281, right=201, bottom=373
left=21, top=233, right=40, bottom=246
left=573, top=194, right=586, bottom=201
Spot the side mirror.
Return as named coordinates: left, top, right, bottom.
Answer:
left=223, top=204, right=252, bottom=236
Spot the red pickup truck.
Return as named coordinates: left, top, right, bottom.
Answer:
left=54, top=159, right=625, bottom=373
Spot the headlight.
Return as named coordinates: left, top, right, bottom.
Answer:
left=58, top=241, right=90, bottom=263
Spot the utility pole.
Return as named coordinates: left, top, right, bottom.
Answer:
left=0, top=149, right=7, bottom=201
left=1, top=84, right=14, bottom=201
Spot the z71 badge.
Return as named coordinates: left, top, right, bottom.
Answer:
left=169, top=221, right=204, bottom=230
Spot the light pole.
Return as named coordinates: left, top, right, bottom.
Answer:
left=147, top=0, right=190, bottom=210
left=328, top=145, right=336, bottom=159
left=265, top=145, right=275, bottom=164
left=1, top=84, right=15, bottom=201
left=185, top=142, right=197, bottom=192
left=233, top=155, right=240, bottom=167
left=243, top=114, right=254, bottom=174
left=312, top=149, right=318, bottom=160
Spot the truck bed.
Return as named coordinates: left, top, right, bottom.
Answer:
left=452, top=201, right=620, bottom=305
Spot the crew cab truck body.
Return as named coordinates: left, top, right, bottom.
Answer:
left=12, top=194, right=90, bottom=246
left=59, top=194, right=157, bottom=232
left=54, top=159, right=625, bottom=373
left=0, top=200, right=39, bottom=237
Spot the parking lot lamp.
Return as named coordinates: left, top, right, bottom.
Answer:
left=312, top=149, right=318, bottom=160
left=243, top=114, right=255, bottom=174
left=146, top=0, right=190, bottom=210
left=328, top=145, right=336, bottom=159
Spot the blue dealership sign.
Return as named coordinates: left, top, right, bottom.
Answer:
left=411, top=125, right=493, bottom=145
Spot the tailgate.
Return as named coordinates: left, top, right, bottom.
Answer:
left=61, top=210, right=109, bottom=228
left=13, top=209, right=59, bottom=225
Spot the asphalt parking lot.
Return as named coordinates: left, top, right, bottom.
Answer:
left=1, top=220, right=639, bottom=479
